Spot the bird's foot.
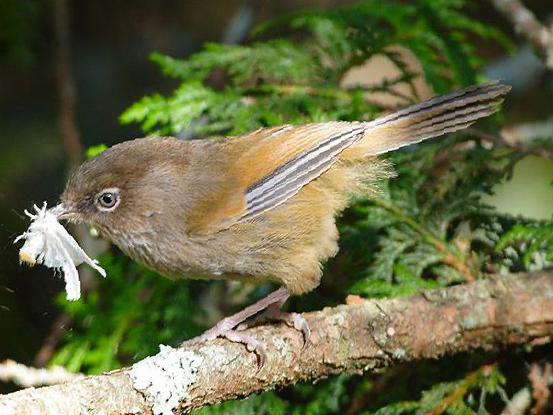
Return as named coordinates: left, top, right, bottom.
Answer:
left=180, top=316, right=267, bottom=365
left=239, top=304, right=311, bottom=346
left=276, top=311, right=311, bottom=345
left=222, top=330, right=266, bottom=366
left=180, top=287, right=292, bottom=365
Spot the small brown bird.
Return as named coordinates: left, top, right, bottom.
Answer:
left=55, top=82, right=509, bottom=350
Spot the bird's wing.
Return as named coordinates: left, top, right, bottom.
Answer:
left=187, top=82, right=510, bottom=235
left=187, top=122, right=365, bottom=234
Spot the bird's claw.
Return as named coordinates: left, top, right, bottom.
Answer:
left=222, top=329, right=267, bottom=367
left=180, top=319, right=267, bottom=367
left=287, top=312, right=311, bottom=347
left=238, top=308, right=311, bottom=347
left=274, top=311, right=311, bottom=348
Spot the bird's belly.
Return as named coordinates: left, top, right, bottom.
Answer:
left=113, top=229, right=271, bottom=284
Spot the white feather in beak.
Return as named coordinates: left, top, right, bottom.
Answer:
left=14, top=202, right=106, bottom=301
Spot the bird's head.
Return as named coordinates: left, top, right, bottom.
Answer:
left=54, top=138, right=189, bottom=243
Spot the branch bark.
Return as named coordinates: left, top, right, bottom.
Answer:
left=491, top=0, right=553, bottom=69
left=2, top=272, right=553, bottom=415
left=0, top=360, right=82, bottom=388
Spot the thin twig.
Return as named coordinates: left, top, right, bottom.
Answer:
left=490, top=0, right=553, bottom=69
left=0, top=360, right=82, bottom=388
left=345, top=365, right=407, bottom=415
left=371, top=198, right=476, bottom=282
left=52, top=0, right=82, bottom=166
left=249, top=84, right=399, bottom=111
left=529, top=362, right=552, bottom=414
left=425, top=364, right=496, bottom=415
left=467, top=127, right=553, bottom=158
left=34, top=314, right=72, bottom=368
left=501, top=388, right=532, bottom=415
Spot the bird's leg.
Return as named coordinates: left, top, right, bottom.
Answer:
left=180, top=287, right=291, bottom=362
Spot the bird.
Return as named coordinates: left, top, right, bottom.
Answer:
left=54, top=81, right=510, bottom=352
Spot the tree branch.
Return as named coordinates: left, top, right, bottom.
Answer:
left=467, top=126, right=553, bottom=159
left=490, top=0, right=553, bottom=69
left=1, top=272, right=553, bottom=415
left=0, top=360, right=82, bottom=388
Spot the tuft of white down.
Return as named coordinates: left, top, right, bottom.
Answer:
left=14, top=202, right=106, bottom=300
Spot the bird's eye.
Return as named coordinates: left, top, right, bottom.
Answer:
left=99, top=193, right=116, bottom=207
left=95, top=188, right=120, bottom=211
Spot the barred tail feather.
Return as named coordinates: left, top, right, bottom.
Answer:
left=348, top=81, right=511, bottom=157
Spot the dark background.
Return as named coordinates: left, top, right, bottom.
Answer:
left=1, top=0, right=552, bottom=379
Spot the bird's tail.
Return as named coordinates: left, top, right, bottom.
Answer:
left=343, top=81, right=511, bottom=159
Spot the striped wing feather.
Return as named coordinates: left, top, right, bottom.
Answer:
left=240, top=123, right=365, bottom=220
left=187, top=122, right=365, bottom=234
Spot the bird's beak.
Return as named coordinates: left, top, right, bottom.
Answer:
left=49, top=203, right=79, bottom=221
